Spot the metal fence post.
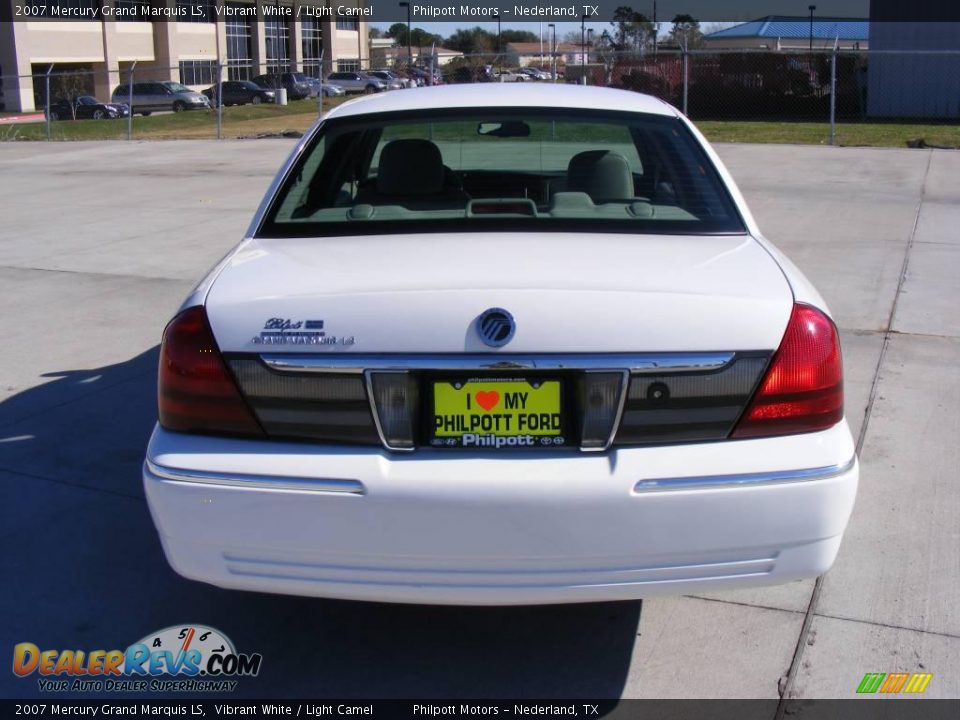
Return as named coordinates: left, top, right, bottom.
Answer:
left=216, top=62, right=223, bottom=140
left=829, top=43, right=838, bottom=146
left=44, top=65, right=53, bottom=141
left=317, top=49, right=325, bottom=119
left=127, top=61, right=136, bottom=141
left=682, top=49, right=689, bottom=116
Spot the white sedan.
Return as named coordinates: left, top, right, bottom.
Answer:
left=144, top=85, right=858, bottom=605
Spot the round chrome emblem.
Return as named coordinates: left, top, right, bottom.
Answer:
left=476, top=308, right=516, bottom=348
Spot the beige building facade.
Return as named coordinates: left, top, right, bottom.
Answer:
left=0, top=0, right=369, bottom=111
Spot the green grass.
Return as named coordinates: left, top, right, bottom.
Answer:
left=696, top=121, right=960, bottom=148
left=0, top=96, right=353, bottom=141
left=2, top=103, right=958, bottom=149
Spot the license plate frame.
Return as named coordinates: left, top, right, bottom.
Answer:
left=426, top=376, right=570, bottom=449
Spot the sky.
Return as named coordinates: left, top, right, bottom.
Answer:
left=371, top=21, right=736, bottom=42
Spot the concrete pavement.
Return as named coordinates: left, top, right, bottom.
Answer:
left=0, top=139, right=956, bottom=701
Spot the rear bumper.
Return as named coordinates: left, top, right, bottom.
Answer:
left=144, top=423, right=858, bottom=605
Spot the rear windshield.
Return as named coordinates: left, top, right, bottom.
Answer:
left=259, top=108, right=745, bottom=237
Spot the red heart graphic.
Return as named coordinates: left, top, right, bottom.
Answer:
left=475, top=390, right=500, bottom=412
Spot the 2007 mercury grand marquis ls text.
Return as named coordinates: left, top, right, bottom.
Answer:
left=144, top=85, right=858, bottom=605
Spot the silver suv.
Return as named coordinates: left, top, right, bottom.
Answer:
left=111, top=81, right=209, bottom=116
left=325, top=72, right=387, bottom=95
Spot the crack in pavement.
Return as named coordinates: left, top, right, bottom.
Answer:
left=773, top=148, right=935, bottom=716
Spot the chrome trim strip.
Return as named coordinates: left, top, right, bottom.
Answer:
left=261, top=352, right=736, bottom=375
left=633, top=456, right=856, bottom=493
left=145, top=460, right=366, bottom=494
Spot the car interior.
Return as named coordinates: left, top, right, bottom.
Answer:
left=270, top=114, right=741, bottom=231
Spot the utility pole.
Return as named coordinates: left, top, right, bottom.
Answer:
left=399, top=2, right=411, bottom=68
left=809, top=5, right=817, bottom=51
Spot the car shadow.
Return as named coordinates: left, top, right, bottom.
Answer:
left=0, top=348, right=640, bottom=699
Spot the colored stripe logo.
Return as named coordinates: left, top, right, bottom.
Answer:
left=857, top=672, right=932, bottom=694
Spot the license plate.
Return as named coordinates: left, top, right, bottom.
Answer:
left=429, top=378, right=566, bottom=449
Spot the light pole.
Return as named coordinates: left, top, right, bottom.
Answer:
left=493, top=11, right=501, bottom=73
left=399, top=2, right=412, bottom=68
left=808, top=5, right=816, bottom=52
left=586, top=28, right=594, bottom=85
left=580, top=13, right=586, bottom=76
left=548, top=23, right=556, bottom=81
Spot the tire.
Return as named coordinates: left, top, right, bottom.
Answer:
left=49, top=110, right=60, bottom=121
left=93, top=109, right=106, bottom=120
left=141, top=111, right=152, bottom=117
left=364, top=85, right=376, bottom=95
left=172, top=101, right=187, bottom=113
left=252, top=95, right=262, bottom=105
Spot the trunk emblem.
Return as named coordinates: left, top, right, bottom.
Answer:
left=476, top=308, right=516, bottom=348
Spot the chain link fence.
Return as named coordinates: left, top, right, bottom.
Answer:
left=2, top=49, right=958, bottom=143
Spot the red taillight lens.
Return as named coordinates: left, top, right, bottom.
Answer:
left=732, top=303, right=843, bottom=438
left=158, top=306, right=264, bottom=437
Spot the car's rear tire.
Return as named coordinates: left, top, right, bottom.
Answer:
left=141, top=111, right=151, bottom=117
left=364, top=86, right=375, bottom=95
left=93, top=109, right=106, bottom=120
left=252, top=95, right=262, bottom=105
left=172, top=101, right=187, bottom=113
left=49, top=110, right=60, bottom=121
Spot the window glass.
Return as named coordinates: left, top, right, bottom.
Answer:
left=261, top=109, right=744, bottom=237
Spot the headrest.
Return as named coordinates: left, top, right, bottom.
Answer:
left=376, top=139, right=445, bottom=196
left=567, top=150, right=634, bottom=201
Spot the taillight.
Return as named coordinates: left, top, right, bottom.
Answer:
left=732, top=303, right=843, bottom=438
left=158, top=306, right=264, bottom=437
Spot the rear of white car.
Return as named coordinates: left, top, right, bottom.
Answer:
left=144, top=85, right=857, bottom=605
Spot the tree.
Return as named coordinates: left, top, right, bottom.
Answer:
left=386, top=23, right=408, bottom=40
left=500, top=30, right=538, bottom=44
left=669, top=14, right=703, bottom=50
left=444, top=27, right=496, bottom=55
left=368, top=27, right=383, bottom=39
left=609, top=6, right=655, bottom=52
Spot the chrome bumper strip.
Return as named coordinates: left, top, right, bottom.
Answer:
left=634, top=456, right=857, bottom=493
left=145, top=460, right=365, bottom=495
left=261, top=352, right=736, bottom=375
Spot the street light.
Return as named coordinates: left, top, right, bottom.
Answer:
left=548, top=23, right=556, bottom=81
left=581, top=13, right=586, bottom=76
left=808, top=5, right=817, bottom=52
left=493, top=11, right=501, bottom=73
left=586, top=29, right=594, bottom=85
left=399, top=2, right=412, bottom=68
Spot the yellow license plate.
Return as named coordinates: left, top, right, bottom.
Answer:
left=431, top=379, right=566, bottom=448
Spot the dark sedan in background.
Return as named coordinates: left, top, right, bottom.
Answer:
left=251, top=72, right=313, bottom=100
left=47, top=95, right=130, bottom=121
left=202, top=81, right=276, bottom=107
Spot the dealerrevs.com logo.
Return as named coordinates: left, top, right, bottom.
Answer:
left=13, top=625, right=262, bottom=693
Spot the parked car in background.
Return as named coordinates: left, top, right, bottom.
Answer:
left=407, top=67, right=441, bottom=86
left=144, top=84, right=858, bottom=606
left=366, top=71, right=406, bottom=91
left=320, top=83, right=346, bottom=98
left=47, top=95, right=130, bottom=121
left=251, top=73, right=312, bottom=101
left=202, top=81, right=275, bottom=107
left=111, top=81, right=209, bottom=115
left=369, top=70, right=414, bottom=89
left=325, top=71, right=387, bottom=94
left=494, top=70, right=527, bottom=82
left=519, top=67, right=552, bottom=81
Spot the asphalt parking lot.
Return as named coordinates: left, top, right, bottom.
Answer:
left=1, top=139, right=957, bottom=701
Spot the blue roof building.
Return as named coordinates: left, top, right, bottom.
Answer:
left=704, top=16, right=869, bottom=50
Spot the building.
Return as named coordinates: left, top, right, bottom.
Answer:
left=703, top=16, right=869, bottom=50
left=0, top=0, right=370, bottom=112
left=867, top=0, right=960, bottom=118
